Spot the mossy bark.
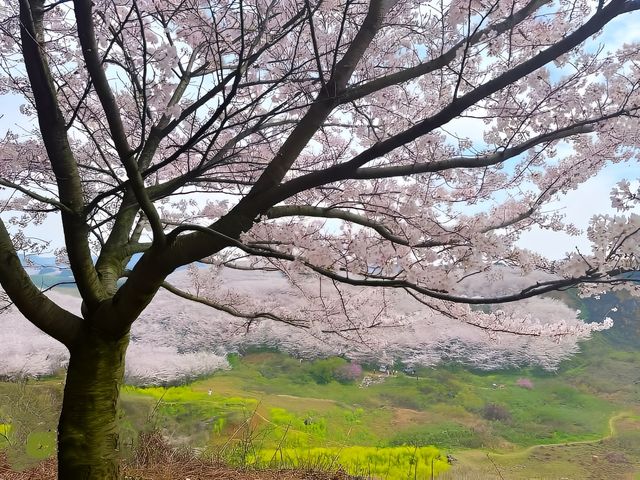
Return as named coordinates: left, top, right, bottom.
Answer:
left=57, top=329, right=129, bottom=480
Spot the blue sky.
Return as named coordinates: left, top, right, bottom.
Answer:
left=517, top=9, right=640, bottom=258
left=0, top=94, right=29, bottom=133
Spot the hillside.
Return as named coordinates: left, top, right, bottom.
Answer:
left=2, top=272, right=640, bottom=478
left=1, top=267, right=618, bottom=381
left=2, top=312, right=640, bottom=479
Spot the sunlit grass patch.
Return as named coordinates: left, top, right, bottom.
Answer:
left=25, top=431, right=55, bottom=459
left=254, top=445, right=450, bottom=478
left=124, top=384, right=254, bottom=405
left=123, top=385, right=258, bottom=419
left=389, top=422, right=485, bottom=449
left=265, top=408, right=328, bottom=447
left=122, top=351, right=625, bottom=453
left=0, top=423, right=12, bottom=448
left=3, top=338, right=640, bottom=478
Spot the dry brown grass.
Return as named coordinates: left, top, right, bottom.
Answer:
left=0, top=452, right=56, bottom=480
left=0, top=431, right=358, bottom=480
left=125, top=431, right=355, bottom=480
left=0, top=452, right=354, bottom=480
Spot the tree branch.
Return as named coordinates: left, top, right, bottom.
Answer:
left=73, top=0, right=165, bottom=245
left=338, top=0, right=549, bottom=104
left=158, top=222, right=632, bottom=306
left=19, top=0, right=106, bottom=309
left=0, top=219, right=82, bottom=347
left=0, top=177, right=72, bottom=214
left=156, top=276, right=384, bottom=335
left=266, top=205, right=445, bottom=247
left=241, top=0, right=399, bottom=200
left=265, top=100, right=634, bottom=206
left=157, top=278, right=307, bottom=329
left=160, top=0, right=401, bottom=268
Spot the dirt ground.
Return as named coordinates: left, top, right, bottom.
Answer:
left=0, top=453, right=357, bottom=480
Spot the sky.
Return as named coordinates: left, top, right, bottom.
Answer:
left=0, top=5, right=639, bottom=261
left=517, top=10, right=640, bottom=258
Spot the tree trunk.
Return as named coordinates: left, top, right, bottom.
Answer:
left=57, top=328, right=129, bottom=480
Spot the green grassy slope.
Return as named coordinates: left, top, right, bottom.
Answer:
left=2, top=290, right=640, bottom=478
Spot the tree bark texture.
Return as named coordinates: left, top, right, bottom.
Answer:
left=57, top=329, right=129, bottom=480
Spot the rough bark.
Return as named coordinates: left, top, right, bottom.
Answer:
left=57, top=328, right=129, bottom=480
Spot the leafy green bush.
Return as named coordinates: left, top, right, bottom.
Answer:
left=257, top=355, right=307, bottom=379
left=305, top=357, right=347, bottom=384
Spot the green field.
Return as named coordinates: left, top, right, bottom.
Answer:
left=2, top=328, right=640, bottom=479
left=2, top=290, right=640, bottom=478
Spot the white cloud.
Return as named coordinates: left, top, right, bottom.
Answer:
left=0, top=94, right=30, bottom=136
left=596, top=12, right=640, bottom=52
left=518, top=163, right=632, bottom=259
left=445, top=115, right=488, bottom=147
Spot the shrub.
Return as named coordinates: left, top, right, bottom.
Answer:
left=333, top=363, right=363, bottom=383
left=482, top=403, right=511, bottom=422
left=305, top=357, right=347, bottom=384
left=516, top=378, right=534, bottom=389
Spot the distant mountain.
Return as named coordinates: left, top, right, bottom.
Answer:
left=21, top=252, right=182, bottom=276
left=579, top=291, right=640, bottom=350
left=18, top=254, right=58, bottom=267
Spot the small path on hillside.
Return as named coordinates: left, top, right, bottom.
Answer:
left=275, top=394, right=335, bottom=403
left=452, top=412, right=640, bottom=480
left=488, top=411, right=633, bottom=458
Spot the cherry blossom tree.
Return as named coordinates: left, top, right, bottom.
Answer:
left=1, top=0, right=640, bottom=477
left=0, top=276, right=605, bottom=382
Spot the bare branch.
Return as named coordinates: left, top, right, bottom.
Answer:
left=73, top=0, right=165, bottom=244
left=0, top=177, right=72, bottom=214
left=158, top=278, right=307, bottom=329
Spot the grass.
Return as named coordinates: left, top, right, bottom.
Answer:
left=254, top=445, right=449, bottom=479
left=0, top=431, right=361, bottom=480
left=100, top=348, right=640, bottom=477
left=184, top=352, right=619, bottom=448
left=444, top=411, right=640, bottom=479
left=2, top=329, right=640, bottom=478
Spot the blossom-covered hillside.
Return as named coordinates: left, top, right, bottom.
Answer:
left=0, top=267, right=619, bottom=384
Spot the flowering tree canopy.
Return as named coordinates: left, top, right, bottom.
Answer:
left=1, top=0, right=640, bottom=477
left=1, top=0, right=639, bottom=339
left=0, top=275, right=605, bottom=383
